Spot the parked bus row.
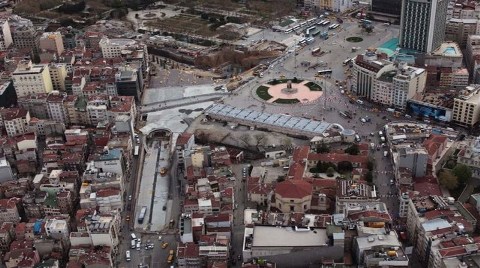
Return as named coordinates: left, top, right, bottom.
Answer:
left=328, top=24, right=340, bottom=30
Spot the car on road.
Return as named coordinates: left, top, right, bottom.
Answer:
left=158, top=236, right=163, bottom=241
left=160, top=168, right=167, bottom=175
left=161, top=242, right=169, bottom=249
left=128, top=195, right=132, bottom=201
left=126, top=215, right=130, bottom=221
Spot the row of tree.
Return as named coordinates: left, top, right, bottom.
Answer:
left=439, top=164, right=472, bottom=190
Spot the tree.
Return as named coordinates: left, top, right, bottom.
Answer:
left=326, top=167, right=335, bottom=177
left=365, top=171, right=373, bottom=183
left=367, top=160, right=374, bottom=171
left=365, top=26, right=373, bottom=34
left=239, top=133, right=251, bottom=146
left=452, top=164, right=472, bottom=185
left=254, top=133, right=266, bottom=146
left=439, top=170, right=459, bottom=190
left=337, top=161, right=353, bottom=173
left=317, top=142, right=330, bottom=154
left=345, top=144, right=360, bottom=155
left=317, top=161, right=335, bottom=173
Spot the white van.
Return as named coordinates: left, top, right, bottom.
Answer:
left=131, top=233, right=137, bottom=240
left=355, top=134, right=361, bottom=142
left=378, top=131, right=383, bottom=136
left=126, top=250, right=131, bottom=262
left=131, top=240, right=136, bottom=249
left=384, top=151, right=389, bottom=157
left=380, top=136, right=386, bottom=142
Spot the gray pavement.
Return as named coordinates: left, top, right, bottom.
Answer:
left=120, top=16, right=404, bottom=268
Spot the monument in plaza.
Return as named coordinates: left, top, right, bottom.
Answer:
left=282, top=80, right=298, bottom=95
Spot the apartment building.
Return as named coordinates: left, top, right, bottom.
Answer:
left=0, top=107, right=30, bottom=137
left=0, top=19, right=12, bottom=50
left=48, top=63, right=67, bottom=92
left=39, top=32, right=64, bottom=56
left=12, top=60, right=53, bottom=98
left=453, top=85, right=480, bottom=127
left=399, top=0, right=449, bottom=53
left=46, top=92, right=67, bottom=124
left=466, top=35, right=480, bottom=82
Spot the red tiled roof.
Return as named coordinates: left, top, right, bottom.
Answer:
left=424, top=209, right=454, bottom=220
left=96, top=188, right=120, bottom=198
left=177, top=242, right=199, bottom=258
left=439, top=245, right=468, bottom=257
left=288, top=162, right=305, bottom=180
left=275, top=179, right=312, bottom=199
left=348, top=210, right=391, bottom=222
left=177, top=132, right=193, bottom=146
left=247, top=177, right=273, bottom=195
left=1, top=108, right=28, bottom=121
left=292, top=146, right=309, bottom=162
left=413, top=176, right=442, bottom=196
left=307, top=153, right=369, bottom=167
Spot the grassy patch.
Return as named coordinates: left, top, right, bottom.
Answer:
left=346, top=37, right=363, bottom=43
left=305, top=82, right=322, bottom=91
left=268, top=78, right=304, bottom=85
left=256, top=86, right=273, bottom=100
left=279, top=19, right=294, bottom=27
left=274, top=98, right=300, bottom=104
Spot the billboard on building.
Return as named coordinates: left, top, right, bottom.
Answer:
left=406, top=100, right=452, bottom=122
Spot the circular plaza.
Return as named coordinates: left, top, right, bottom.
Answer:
left=255, top=78, right=323, bottom=104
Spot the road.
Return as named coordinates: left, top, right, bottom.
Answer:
left=224, top=19, right=401, bottom=224
left=118, top=16, right=402, bottom=268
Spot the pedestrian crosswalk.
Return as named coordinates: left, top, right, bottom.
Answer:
left=373, top=171, right=394, bottom=174
left=378, top=194, right=398, bottom=198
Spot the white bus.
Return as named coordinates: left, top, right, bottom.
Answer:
left=134, top=145, right=139, bottom=156
left=126, top=250, right=131, bottom=262
left=333, top=24, right=340, bottom=29
left=317, top=69, right=333, bottom=75
left=328, top=24, right=337, bottom=30
left=323, top=20, right=330, bottom=26
left=343, top=58, right=353, bottom=65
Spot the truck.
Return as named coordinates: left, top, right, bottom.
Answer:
left=167, top=250, right=175, bottom=264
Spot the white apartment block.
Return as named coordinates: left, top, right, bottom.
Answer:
left=452, top=85, right=480, bottom=127
left=466, top=35, right=480, bottom=82
left=372, top=74, right=395, bottom=105
left=307, top=0, right=353, bottom=12
left=0, top=108, right=31, bottom=137
left=86, top=96, right=109, bottom=126
left=0, top=198, right=20, bottom=224
left=86, top=213, right=120, bottom=254
left=392, top=65, right=426, bottom=109
left=12, top=60, right=53, bottom=98
left=39, top=32, right=64, bottom=56
left=48, top=63, right=67, bottom=92
left=46, top=92, right=67, bottom=124
left=354, top=52, right=425, bottom=108
left=0, top=19, right=12, bottom=50
left=99, top=37, right=137, bottom=58
left=45, top=219, right=69, bottom=240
